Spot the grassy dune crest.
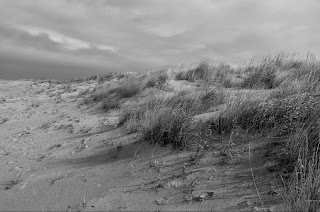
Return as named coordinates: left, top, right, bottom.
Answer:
left=80, top=53, right=320, bottom=211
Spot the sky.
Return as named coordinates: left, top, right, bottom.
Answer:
left=1, top=0, right=320, bottom=80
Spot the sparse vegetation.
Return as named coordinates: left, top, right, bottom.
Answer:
left=34, top=53, right=320, bottom=211
left=162, top=53, right=320, bottom=211
left=119, top=89, right=225, bottom=147
left=211, top=92, right=320, bottom=136
left=83, top=71, right=169, bottom=110
left=285, top=117, right=320, bottom=212
left=83, top=75, right=142, bottom=109
left=175, top=60, right=211, bottom=82
left=144, top=70, right=169, bottom=89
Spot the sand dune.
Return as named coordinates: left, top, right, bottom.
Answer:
left=0, top=79, right=285, bottom=211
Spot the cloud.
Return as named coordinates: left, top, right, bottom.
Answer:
left=142, top=24, right=189, bottom=38
left=2, top=24, right=117, bottom=53
left=0, top=0, right=320, bottom=79
left=18, top=26, right=91, bottom=50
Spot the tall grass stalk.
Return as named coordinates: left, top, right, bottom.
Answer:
left=286, top=127, right=320, bottom=211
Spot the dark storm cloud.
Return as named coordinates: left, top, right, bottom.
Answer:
left=1, top=0, right=320, bottom=79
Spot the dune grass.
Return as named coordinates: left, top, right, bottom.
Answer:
left=211, top=92, right=320, bottom=135
left=76, top=53, right=320, bottom=211
left=84, top=71, right=169, bottom=110
left=119, top=89, right=225, bottom=148
left=175, top=60, right=211, bottom=82
left=204, top=55, right=320, bottom=211
left=205, top=91, right=320, bottom=212
left=285, top=116, right=320, bottom=212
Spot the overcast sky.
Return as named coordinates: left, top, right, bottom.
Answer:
left=1, top=0, right=320, bottom=79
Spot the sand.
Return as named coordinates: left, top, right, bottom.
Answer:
left=0, top=79, right=285, bottom=211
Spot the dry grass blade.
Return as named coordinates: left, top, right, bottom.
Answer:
left=249, top=142, right=264, bottom=208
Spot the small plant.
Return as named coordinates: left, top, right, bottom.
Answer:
left=175, top=60, right=211, bottom=82
left=101, top=95, right=121, bottom=111
left=144, top=71, right=168, bottom=90
left=97, top=73, right=115, bottom=83
left=286, top=124, right=320, bottom=211
left=105, top=82, right=140, bottom=99
left=119, top=89, right=225, bottom=148
left=175, top=71, right=187, bottom=81
left=199, top=89, right=225, bottom=110
left=142, top=107, right=191, bottom=148
left=84, top=76, right=144, bottom=110
left=210, top=92, right=320, bottom=137
left=241, top=64, right=277, bottom=89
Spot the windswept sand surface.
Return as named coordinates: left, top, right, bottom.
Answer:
left=0, top=80, right=284, bottom=211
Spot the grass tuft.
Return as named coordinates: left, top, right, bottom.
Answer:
left=286, top=119, right=320, bottom=211
left=75, top=53, right=320, bottom=211
left=120, top=89, right=225, bottom=148
left=175, top=60, right=211, bottom=82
